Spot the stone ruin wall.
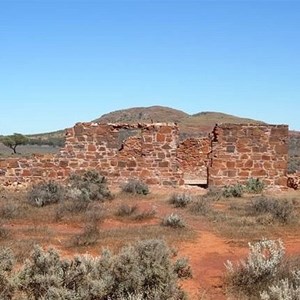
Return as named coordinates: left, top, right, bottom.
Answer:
left=0, top=122, right=289, bottom=189
left=0, top=123, right=184, bottom=186
left=209, top=124, right=288, bottom=188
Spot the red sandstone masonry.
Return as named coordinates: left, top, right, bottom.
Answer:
left=209, top=124, right=288, bottom=188
left=0, top=122, right=290, bottom=189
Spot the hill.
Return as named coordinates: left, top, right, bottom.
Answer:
left=95, top=106, right=264, bottom=138
left=93, top=106, right=188, bottom=124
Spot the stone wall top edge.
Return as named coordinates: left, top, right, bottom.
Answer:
left=218, top=123, right=289, bottom=129
left=73, top=122, right=178, bottom=128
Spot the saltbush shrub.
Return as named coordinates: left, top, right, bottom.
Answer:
left=204, top=187, right=223, bottom=201
left=189, top=196, right=212, bottom=216
left=225, top=239, right=285, bottom=297
left=0, top=202, right=19, bottom=219
left=169, top=193, right=192, bottom=208
left=133, top=207, right=157, bottom=221
left=174, top=257, right=192, bottom=279
left=248, top=196, right=294, bottom=224
left=68, top=170, right=112, bottom=201
left=116, top=204, right=138, bottom=217
left=0, top=224, right=9, bottom=240
left=72, top=222, right=100, bottom=246
left=222, top=183, right=244, bottom=198
left=14, top=239, right=187, bottom=299
left=245, top=177, right=265, bottom=194
left=0, top=247, right=15, bottom=299
left=162, top=213, right=185, bottom=228
left=261, top=273, right=300, bottom=300
left=27, top=181, right=64, bottom=207
left=121, top=179, right=149, bottom=195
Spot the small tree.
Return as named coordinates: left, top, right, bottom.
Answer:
left=1, top=133, right=28, bottom=154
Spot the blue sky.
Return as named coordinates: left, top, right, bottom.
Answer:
left=1, top=0, right=299, bottom=135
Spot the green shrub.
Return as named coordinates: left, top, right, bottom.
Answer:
left=162, top=213, right=185, bottom=228
left=0, top=247, right=15, bottom=299
left=122, top=179, right=149, bottom=195
left=116, top=204, right=138, bottom=217
left=0, top=225, right=9, bottom=240
left=0, top=202, right=19, bottom=219
left=174, top=257, right=192, bottom=279
left=72, top=222, right=100, bottom=246
left=225, top=239, right=285, bottom=297
left=260, top=272, right=300, bottom=299
left=15, top=240, right=187, bottom=299
left=68, top=170, right=113, bottom=202
left=222, top=184, right=244, bottom=198
left=189, top=196, right=212, bottom=216
left=169, top=193, right=192, bottom=208
left=248, top=196, right=294, bottom=224
left=245, top=178, right=265, bottom=194
left=133, top=207, right=157, bottom=221
left=225, top=239, right=300, bottom=299
left=204, top=187, right=223, bottom=201
left=27, top=181, right=64, bottom=207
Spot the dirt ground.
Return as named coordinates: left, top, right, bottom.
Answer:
left=1, top=185, right=300, bottom=299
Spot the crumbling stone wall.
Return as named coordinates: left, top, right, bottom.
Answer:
left=60, top=122, right=183, bottom=185
left=0, top=122, right=289, bottom=189
left=209, top=124, right=288, bottom=188
left=0, top=123, right=183, bottom=186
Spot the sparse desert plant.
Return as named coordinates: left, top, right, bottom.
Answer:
left=248, top=196, right=294, bottom=224
left=169, top=193, right=192, bottom=208
left=0, top=247, right=15, bottom=299
left=162, top=213, right=185, bottom=228
left=245, top=177, right=265, bottom=194
left=189, top=196, right=212, bottom=216
left=121, top=179, right=149, bottom=195
left=72, top=222, right=100, bottom=246
left=68, top=170, right=113, bottom=202
left=133, top=207, right=157, bottom=220
left=84, top=206, right=105, bottom=223
left=116, top=204, right=138, bottom=217
left=174, top=257, right=192, bottom=279
left=0, top=202, right=19, bottom=219
left=222, top=183, right=244, bottom=198
left=27, top=181, right=65, bottom=207
left=260, top=271, right=300, bottom=300
left=225, top=238, right=285, bottom=297
left=204, top=186, right=223, bottom=201
left=0, top=224, right=10, bottom=240
left=15, top=239, right=187, bottom=300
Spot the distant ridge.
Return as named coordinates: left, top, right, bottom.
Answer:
left=25, top=105, right=266, bottom=141
left=94, top=106, right=264, bottom=137
left=93, top=106, right=188, bottom=124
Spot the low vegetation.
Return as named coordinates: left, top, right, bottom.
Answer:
left=222, top=183, right=244, bottom=198
left=162, top=213, right=186, bottom=228
left=28, top=181, right=64, bottom=207
left=0, top=239, right=189, bottom=299
left=244, top=177, right=265, bottom=194
left=169, top=193, right=192, bottom=208
left=248, top=196, right=294, bottom=224
left=225, top=239, right=300, bottom=299
left=0, top=174, right=300, bottom=298
left=28, top=171, right=112, bottom=211
left=189, top=196, right=213, bottom=216
left=121, top=179, right=149, bottom=195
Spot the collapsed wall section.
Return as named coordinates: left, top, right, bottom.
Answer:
left=209, top=124, right=288, bottom=188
